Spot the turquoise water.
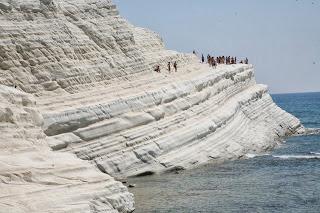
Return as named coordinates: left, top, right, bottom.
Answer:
left=129, top=92, right=320, bottom=213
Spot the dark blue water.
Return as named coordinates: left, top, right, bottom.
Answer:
left=273, top=92, right=320, bottom=129
left=129, top=92, right=320, bottom=213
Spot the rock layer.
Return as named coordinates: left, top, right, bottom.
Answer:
left=0, top=0, right=304, bottom=212
left=0, top=85, right=134, bottom=213
left=45, top=65, right=303, bottom=178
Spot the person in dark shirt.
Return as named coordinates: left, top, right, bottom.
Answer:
left=173, top=61, right=178, bottom=72
left=154, top=65, right=160, bottom=73
left=168, top=62, right=171, bottom=73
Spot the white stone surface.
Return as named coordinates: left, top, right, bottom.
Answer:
left=0, top=85, right=134, bottom=213
left=0, top=0, right=304, bottom=212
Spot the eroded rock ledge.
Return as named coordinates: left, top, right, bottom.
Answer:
left=0, top=85, right=134, bottom=212
left=0, top=0, right=304, bottom=212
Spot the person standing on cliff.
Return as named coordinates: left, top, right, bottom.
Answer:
left=201, top=54, right=205, bottom=63
left=154, top=65, right=160, bottom=73
left=212, top=57, right=217, bottom=69
left=207, top=54, right=211, bottom=64
left=208, top=56, right=212, bottom=66
left=167, top=62, right=171, bottom=73
left=173, top=61, right=178, bottom=72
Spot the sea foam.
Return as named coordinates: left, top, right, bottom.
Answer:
left=272, top=155, right=320, bottom=160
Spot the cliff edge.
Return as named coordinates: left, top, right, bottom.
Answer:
left=0, top=0, right=304, bottom=212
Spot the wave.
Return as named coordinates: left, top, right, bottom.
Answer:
left=309, top=152, right=320, bottom=155
left=272, top=155, right=320, bottom=160
left=301, top=128, right=320, bottom=136
left=245, top=153, right=270, bottom=159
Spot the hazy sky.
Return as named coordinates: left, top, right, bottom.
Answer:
left=114, top=0, right=320, bottom=94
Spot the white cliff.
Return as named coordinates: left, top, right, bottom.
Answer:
left=0, top=85, right=134, bottom=212
left=0, top=0, right=304, bottom=212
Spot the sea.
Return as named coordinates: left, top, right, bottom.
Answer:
left=128, top=92, right=320, bottom=213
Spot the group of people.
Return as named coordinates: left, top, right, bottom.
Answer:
left=154, top=51, right=249, bottom=73
left=154, top=61, right=178, bottom=73
left=201, top=53, right=249, bottom=68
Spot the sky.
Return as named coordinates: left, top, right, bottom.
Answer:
left=114, top=0, right=320, bottom=94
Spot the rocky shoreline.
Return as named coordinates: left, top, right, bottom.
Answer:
left=0, top=0, right=304, bottom=212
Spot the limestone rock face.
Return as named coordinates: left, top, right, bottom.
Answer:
left=0, top=0, right=304, bottom=212
left=0, top=85, right=134, bottom=212
left=0, top=0, right=186, bottom=95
